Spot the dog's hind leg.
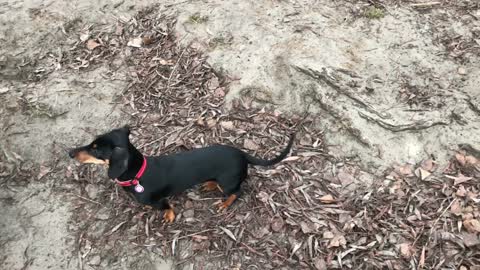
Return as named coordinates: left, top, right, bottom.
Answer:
left=216, top=173, right=245, bottom=212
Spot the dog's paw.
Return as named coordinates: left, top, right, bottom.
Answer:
left=163, top=209, right=175, bottom=223
left=217, top=202, right=228, bottom=213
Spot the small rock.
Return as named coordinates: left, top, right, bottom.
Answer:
left=462, top=232, right=480, bottom=247
left=207, top=77, right=220, bottom=90
left=89, top=255, right=101, bottom=266
left=127, top=38, right=143, bottom=48
left=458, top=67, right=467, bottom=75
left=85, top=184, right=99, bottom=199
left=271, top=216, right=284, bottom=232
left=183, top=209, right=195, bottom=218
left=184, top=200, right=194, bottom=209
left=0, top=87, right=9, bottom=94
left=214, top=87, right=225, bottom=97
left=313, top=257, right=327, bottom=270
left=96, top=209, right=110, bottom=220
left=323, top=231, right=334, bottom=239
left=243, top=139, right=259, bottom=151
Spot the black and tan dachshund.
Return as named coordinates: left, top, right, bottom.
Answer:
left=69, top=126, right=294, bottom=222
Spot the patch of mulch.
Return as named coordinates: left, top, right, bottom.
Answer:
left=66, top=6, right=480, bottom=270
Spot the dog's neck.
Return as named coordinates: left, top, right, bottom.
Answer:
left=117, top=142, right=144, bottom=181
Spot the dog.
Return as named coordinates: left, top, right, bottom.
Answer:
left=69, top=126, right=294, bottom=222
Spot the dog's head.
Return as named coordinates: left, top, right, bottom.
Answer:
left=69, top=126, right=131, bottom=179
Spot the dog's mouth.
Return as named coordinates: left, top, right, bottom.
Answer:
left=72, top=151, right=107, bottom=165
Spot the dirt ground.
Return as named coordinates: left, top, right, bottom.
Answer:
left=1, top=0, right=479, bottom=269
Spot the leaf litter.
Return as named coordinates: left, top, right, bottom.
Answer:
left=60, top=5, right=480, bottom=269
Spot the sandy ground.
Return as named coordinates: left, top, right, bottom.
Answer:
left=1, top=0, right=479, bottom=269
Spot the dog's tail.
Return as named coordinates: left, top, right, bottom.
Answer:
left=244, top=134, right=295, bottom=166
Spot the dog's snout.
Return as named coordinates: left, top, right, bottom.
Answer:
left=68, top=149, right=76, bottom=158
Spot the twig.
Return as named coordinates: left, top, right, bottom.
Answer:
left=410, top=2, right=441, bottom=8
left=73, top=194, right=103, bottom=205
left=166, top=229, right=215, bottom=243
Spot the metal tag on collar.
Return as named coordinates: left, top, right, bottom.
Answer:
left=134, top=183, right=144, bottom=193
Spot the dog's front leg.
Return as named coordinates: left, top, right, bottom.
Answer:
left=151, top=198, right=175, bottom=223
left=137, top=194, right=175, bottom=223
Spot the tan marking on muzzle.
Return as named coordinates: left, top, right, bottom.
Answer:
left=74, top=151, right=106, bottom=164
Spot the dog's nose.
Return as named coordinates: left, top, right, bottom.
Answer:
left=68, top=149, right=76, bottom=158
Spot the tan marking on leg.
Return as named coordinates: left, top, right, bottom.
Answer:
left=163, top=208, right=175, bottom=223
left=202, top=180, right=223, bottom=193
left=202, top=181, right=218, bottom=192
left=218, top=194, right=237, bottom=211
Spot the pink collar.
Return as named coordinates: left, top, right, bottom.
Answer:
left=115, top=157, right=147, bottom=187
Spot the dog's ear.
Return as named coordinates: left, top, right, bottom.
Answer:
left=108, top=147, right=129, bottom=179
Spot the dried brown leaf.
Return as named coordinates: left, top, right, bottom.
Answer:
left=399, top=243, right=412, bottom=258
left=290, top=242, right=302, bottom=256
left=414, top=167, right=431, bottom=180
left=37, top=165, right=51, bottom=180
left=446, top=173, right=473, bottom=185
left=319, top=194, right=335, bottom=204
left=337, top=171, right=354, bottom=186
left=86, top=39, right=100, bottom=50
left=283, top=156, right=300, bottom=162
left=328, top=234, right=346, bottom=248
left=456, top=185, right=467, bottom=197
left=465, top=155, right=479, bottom=165
left=420, top=159, right=435, bottom=172
left=450, top=200, right=463, bottom=216
left=463, top=219, right=480, bottom=233
left=456, top=152, right=467, bottom=166
left=419, top=246, right=426, bottom=268
left=219, top=226, right=237, bottom=241
left=206, top=118, right=216, bottom=128
left=395, top=164, right=415, bottom=177
left=300, top=221, right=314, bottom=234
left=220, top=121, right=235, bottom=131
left=461, top=232, right=480, bottom=247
